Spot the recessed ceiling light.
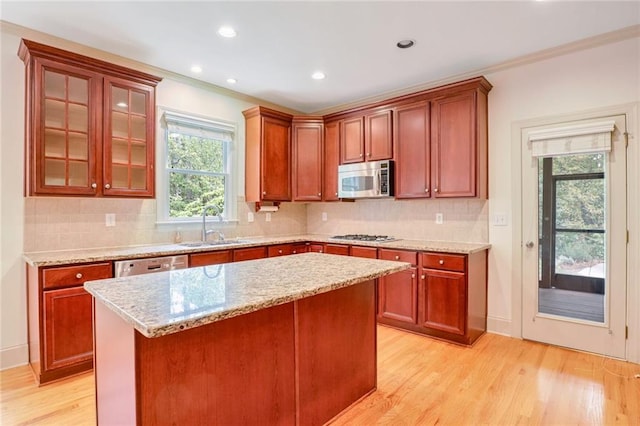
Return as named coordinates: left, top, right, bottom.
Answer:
left=396, top=39, right=415, bottom=49
left=218, top=26, right=237, bottom=38
left=227, top=78, right=237, bottom=84
left=191, top=65, right=203, bottom=73
left=311, top=71, right=326, bottom=80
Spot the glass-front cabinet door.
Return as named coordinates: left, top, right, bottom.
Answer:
left=35, top=61, right=99, bottom=195
left=103, top=77, right=155, bottom=197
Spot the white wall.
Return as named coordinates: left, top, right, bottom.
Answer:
left=483, top=36, right=640, bottom=362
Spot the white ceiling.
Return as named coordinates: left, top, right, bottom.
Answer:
left=2, top=1, right=639, bottom=114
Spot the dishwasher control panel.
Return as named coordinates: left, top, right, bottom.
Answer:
left=114, top=255, right=188, bottom=277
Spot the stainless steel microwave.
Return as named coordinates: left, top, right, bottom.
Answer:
left=338, top=160, right=394, bottom=199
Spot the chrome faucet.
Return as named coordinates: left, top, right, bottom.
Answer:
left=202, top=205, right=225, bottom=243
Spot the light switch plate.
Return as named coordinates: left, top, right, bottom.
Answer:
left=105, top=213, right=116, bottom=227
left=493, top=213, right=508, bottom=226
left=435, top=213, right=443, bottom=224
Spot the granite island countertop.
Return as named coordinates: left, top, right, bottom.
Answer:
left=24, top=234, right=490, bottom=267
left=84, top=252, right=410, bottom=338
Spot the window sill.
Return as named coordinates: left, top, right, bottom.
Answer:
left=155, top=218, right=239, bottom=228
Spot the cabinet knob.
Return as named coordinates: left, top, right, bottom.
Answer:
left=91, top=183, right=97, bottom=189
left=278, top=250, right=283, bottom=254
left=318, top=193, right=321, bottom=196
left=411, top=273, right=416, bottom=279
left=75, top=273, right=83, bottom=279
left=293, top=250, right=297, bottom=254
left=335, top=192, right=338, bottom=196
left=105, top=183, right=111, bottom=189
left=366, top=152, right=371, bottom=157
left=262, top=191, right=267, bottom=195
left=425, top=188, right=429, bottom=193
left=395, top=255, right=400, bottom=260
left=421, top=274, right=426, bottom=280
left=319, top=250, right=323, bottom=253
left=439, top=260, right=444, bottom=265
left=434, top=188, right=439, bottom=193
left=359, top=153, right=363, bottom=157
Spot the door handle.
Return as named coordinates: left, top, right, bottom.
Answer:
left=526, top=241, right=535, bottom=248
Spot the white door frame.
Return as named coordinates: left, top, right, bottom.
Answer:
left=509, top=103, right=640, bottom=363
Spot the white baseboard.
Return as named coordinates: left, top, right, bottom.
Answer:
left=487, top=316, right=513, bottom=337
left=0, top=344, right=29, bottom=371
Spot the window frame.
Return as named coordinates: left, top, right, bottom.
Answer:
left=156, top=107, right=237, bottom=225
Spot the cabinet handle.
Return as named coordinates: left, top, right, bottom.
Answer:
left=439, top=260, right=444, bottom=265
left=105, top=183, right=111, bottom=189
left=75, top=273, right=83, bottom=279
left=425, top=188, right=429, bottom=193
left=395, top=255, right=400, bottom=260
left=434, top=188, right=439, bottom=193
left=91, top=183, right=97, bottom=189
left=421, top=274, right=425, bottom=280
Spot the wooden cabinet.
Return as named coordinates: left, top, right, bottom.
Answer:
left=394, top=101, right=431, bottom=198
left=392, top=79, right=489, bottom=200
left=19, top=39, right=161, bottom=197
left=417, top=251, right=487, bottom=345
left=350, top=246, right=377, bottom=259
left=233, top=246, right=268, bottom=262
left=340, top=110, right=393, bottom=164
left=28, top=261, right=112, bottom=384
left=190, top=250, right=232, bottom=267
left=307, top=243, right=325, bottom=253
left=268, top=243, right=307, bottom=257
left=377, top=249, right=418, bottom=324
left=243, top=106, right=293, bottom=202
left=430, top=89, right=488, bottom=198
left=292, top=117, right=323, bottom=201
left=324, top=243, right=350, bottom=256
left=323, top=120, right=340, bottom=201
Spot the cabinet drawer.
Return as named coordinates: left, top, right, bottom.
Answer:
left=233, top=246, right=267, bottom=262
left=350, top=246, right=377, bottom=259
left=378, top=249, right=417, bottom=266
left=42, top=262, right=112, bottom=290
left=190, top=251, right=232, bottom=267
left=421, top=253, right=466, bottom=272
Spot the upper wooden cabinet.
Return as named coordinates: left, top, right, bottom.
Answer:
left=340, top=110, right=393, bottom=164
left=431, top=89, right=487, bottom=198
left=394, top=78, right=490, bottom=199
left=394, top=101, right=431, bottom=199
left=243, top=106, right=293, bottom=202
left=292, top=117, right=323, bottom=201
left=18, top=39, right=161, bottom=197
left=323, top=120, right=340, bottom=201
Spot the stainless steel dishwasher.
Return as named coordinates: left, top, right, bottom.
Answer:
left=114, top=254, right=188, bottom=277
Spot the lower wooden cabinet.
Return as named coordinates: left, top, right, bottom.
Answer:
left=378, top=268, right=418, bottom=324
left=28, top=261, right=112, bottom=384
left=418, top=268, right=466, bottom=335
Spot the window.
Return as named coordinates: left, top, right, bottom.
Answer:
left=159, top=110, right=235, bottom=223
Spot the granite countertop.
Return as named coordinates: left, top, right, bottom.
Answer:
left=24, top=234, right=490, bottom=267
left=84, top=253, right=410, bottom=338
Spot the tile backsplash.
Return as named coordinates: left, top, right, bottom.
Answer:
left=23, top=197, right=307, bottom=252
left=24, top=197, right=487, bottom=252
left=306, top=198, right=488, bottom=243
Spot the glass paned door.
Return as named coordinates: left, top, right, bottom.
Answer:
left=103, top=78, right=153, bottom=196
left=42, top=69, right=92, bottom=190
left=522, top=114, right=627, bottom=359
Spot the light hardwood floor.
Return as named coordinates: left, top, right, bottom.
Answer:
left=2, top=326, right=639, bottom=425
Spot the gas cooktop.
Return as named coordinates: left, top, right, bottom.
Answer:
left=330, top=234, right=398, bottom=242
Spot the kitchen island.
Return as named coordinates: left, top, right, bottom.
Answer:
left=85, top=252, right=409, bottom=425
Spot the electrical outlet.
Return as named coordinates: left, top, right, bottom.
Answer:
left=435, top=213, right=443, bottom=224
left=322, top=212, right=328, bottom=222
left=493, top=213, right=508, bottom=226
left=105, top=213, right=116, bottom=227
left=247, top=212, right=254, bottom=223
left=266, top=212, right=271, bottom=222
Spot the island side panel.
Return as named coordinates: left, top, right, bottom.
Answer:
left=295, top=280, right=377, bottom=426
left=135, top=302, right=296, bottom=425
left=94, top=301, right=137, bottom=425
